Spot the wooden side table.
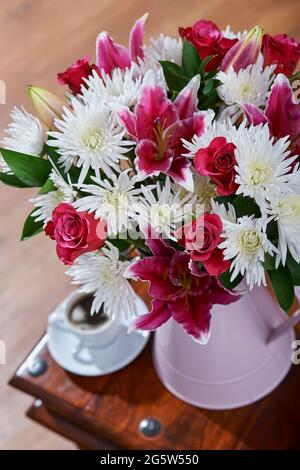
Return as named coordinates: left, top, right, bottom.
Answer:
left=9, top=330, right=300, bottom=450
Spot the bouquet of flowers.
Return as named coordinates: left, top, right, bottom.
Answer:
left=1, top=14, right=300, bottom=344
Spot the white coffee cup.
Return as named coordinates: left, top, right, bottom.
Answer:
left=48, top=291, right=120, bottom=357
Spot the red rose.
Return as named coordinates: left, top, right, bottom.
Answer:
left=45, top=203, right=107, bottom=265
left=181, top=213, right=230, bottom=276
left=179, top=20, right=237, bottom=71
left=57, top=56, right=99, bottom=95
left=194, top=136, right=238, bottom=196
left=262, top=34, right=300, bottom=77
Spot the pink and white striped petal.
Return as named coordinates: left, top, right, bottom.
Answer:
left=96, top=31, right=131, bottom=75
left=128, top=299, right=171, bottom=334
left=129, top=13, right=148, bottom=62
left=174, top=75, right=201, bottom=119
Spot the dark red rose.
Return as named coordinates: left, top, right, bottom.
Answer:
left=262, top=33, right=300, bottom=77
left=45, top=203, right=107, bottom=265
left=57, top=56, right=100, bottom=95
left=179, top=20, right=237, bottom=71
left=194, top=136, right=238, bottom=196
left=181, top=213, right=230, bottom=276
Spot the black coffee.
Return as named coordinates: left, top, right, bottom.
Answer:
left=68, top=296, right=109, bottom=331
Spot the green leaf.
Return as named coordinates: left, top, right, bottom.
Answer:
left=0, top=172, right=29, bottom=188
left=171, top=90, right=180, bottom=101
left=1, top=148, right=52, bottom=187
left=214, top=195, right=235, bottom=207
left=159, top=61, right=188, bottom=91
left=233, top=195, right=261, bottom=218
left=108, top=238, right=131, bottom=253
left=203, top=70, right=218, bottom=80
left=199, top=55, right=217, bottom=75
left=198, top=89, right=220, bottom=110
left=182, top=40, right=201, bottom=77
left=219, top=271, right=243, bottom=290
left=21, top=210, right=44, bottom=241
left=287, top=253, right=300, bottom=285
left=202, top=79, right=215, bottom=95
left=263, top=252, right=276, bottom=270
left=268, top=264, right=294, bottom=312
left=44, top=143, right=61, bottom=162
left=266, top=220, right=278, bottom=242
left=38, top=177, right=56, bottom=194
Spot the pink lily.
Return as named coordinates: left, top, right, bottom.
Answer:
left=96, top=13, right=148, bottom=75
left=221, top=26, right=263, bottom=73
left=125, top=232, right=241, bottom=343
left=116, top=71, right=209, bottom=191
left=244, top=74, right=300, bottom=152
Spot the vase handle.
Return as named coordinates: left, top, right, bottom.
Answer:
left=268, top=309, right=300, bottom=344
left=268, top=287, right=300, bottom=344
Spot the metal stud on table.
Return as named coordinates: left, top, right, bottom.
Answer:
left=139, top=417, right=161, bottom=437
left=27, top=358, right=48, bottom=377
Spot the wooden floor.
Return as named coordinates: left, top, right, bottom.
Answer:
left=0, top=0, right=299, bottom=450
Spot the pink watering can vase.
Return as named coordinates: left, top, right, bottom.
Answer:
left=153, top=284, right=300, bottom=410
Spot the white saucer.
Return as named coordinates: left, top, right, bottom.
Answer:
left=47, top=297, right=150, bottom=376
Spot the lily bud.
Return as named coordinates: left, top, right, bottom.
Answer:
left=28, top=86, right=66, bottom=130
left=221, top=26, right=263, bottom=72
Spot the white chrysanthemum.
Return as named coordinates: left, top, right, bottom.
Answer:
left=74, top=170, right=144, bottom=236
left=136, top=177, right=194, bottom=239
left=81, top=68, right=142, bottom=108
left=219, top=215, right=278, bottom=289
left=211, top=200, right=237, bottom=223
left=135, top=34, right=182, bottom=80
left=268, top=194, right=300, bottom=266
left=30, top=169, right=76, bottom=224
left=1, top=106, right=44, bottom=156
left=47, top=96, right=133, bottom=186
left=217, top=56, right=275, bottom=121
left=66, top=242, right=137, bottom=318
left=143, top=34, right=182, bottom=66
left=222, top=25, right=247, bottom=40
left=234, top=124, right=299, bottom=209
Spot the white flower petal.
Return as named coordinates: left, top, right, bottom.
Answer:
left=74, top=170, right=142, bottom=236
left=219, top=215, right=278, bottom=289
left=216, top=55, right=275, bottom=122
left=1, top=106, right=44, bottom=156
left=47, top=95, right=132, bottom=186
left=66, top=242, right=137, bottom=319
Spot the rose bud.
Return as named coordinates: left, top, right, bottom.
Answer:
left=57, top=56, right=99, bottom=95
left=28, top=86, right=66, bottom=130
left=221, top=25, right=263, bottom=72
